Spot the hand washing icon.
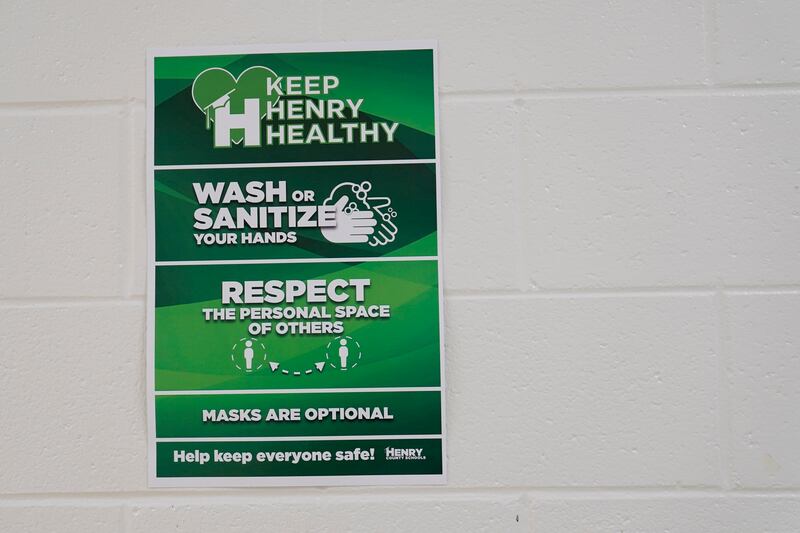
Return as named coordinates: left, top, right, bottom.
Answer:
left=321, top=181, right=398, bottom=246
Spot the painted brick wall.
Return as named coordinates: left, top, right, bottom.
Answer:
left=1, top=1, right=799, bottom=531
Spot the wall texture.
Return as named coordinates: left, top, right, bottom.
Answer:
left=1, top=1, right=799, bottom=531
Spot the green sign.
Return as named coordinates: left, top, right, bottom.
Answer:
left=146, top=42, right=445, bottom=487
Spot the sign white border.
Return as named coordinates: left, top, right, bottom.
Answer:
left=146, top=40, right=446, bottom=487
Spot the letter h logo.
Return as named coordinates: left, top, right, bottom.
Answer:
left=209, top=95, right=261, bottom=148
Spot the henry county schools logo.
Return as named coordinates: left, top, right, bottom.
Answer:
left=190, top=67, right=399, bottom=149
left=191, top=66, right=280, bottom=147
left=385, top=447, right=426, bottom=461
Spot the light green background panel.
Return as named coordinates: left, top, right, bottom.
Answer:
left=154, top=260, right=441, bottom=391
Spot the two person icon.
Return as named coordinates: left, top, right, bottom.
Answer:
left=238, top=337, right=355, bottom=373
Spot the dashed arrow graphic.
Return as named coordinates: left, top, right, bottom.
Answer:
left=269, top=361, right=326, bottom=375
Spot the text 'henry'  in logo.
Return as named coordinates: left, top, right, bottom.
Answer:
left=385, top=447, right=426, bottom=461
left=190, top=67, right=399, bottom=148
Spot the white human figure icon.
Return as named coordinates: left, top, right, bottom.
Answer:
left=244, top=340, right=254, bottom=370
left=338, top=338, right=349, bottom=369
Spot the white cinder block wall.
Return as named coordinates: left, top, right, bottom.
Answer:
left=1, top=1, right=799, bottom=531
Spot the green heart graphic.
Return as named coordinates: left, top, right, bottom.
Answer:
left=191, top=66, right=280, bottom=144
